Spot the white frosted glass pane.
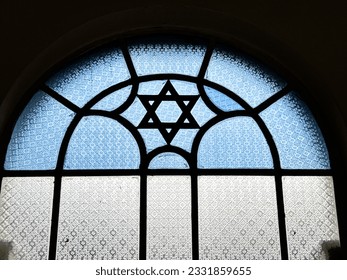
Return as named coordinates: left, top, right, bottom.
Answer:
left=199, top=176, right=281, bottom=260
left=260, top=92, right=330, bottom=169
left=5, top=91, right=75, bottom=170
left=0, top=177, right=54, bottom=259
left=198, top=117, right=273, bottom=168
left=147, top=176, right=191, bottom=259
left=129, top=39, right=206, bottom=76
left=91, top=86, right=132, bottom=111
left=206, top=47, right=286, bottom=107
left=56, top=176, right=140, bottom=260
left=46, top=47, right=130, bottom=107
left=283, top=176, right=339, bottom=259
left=64, top=116, right=140, bottom=169
left=149, top=153, right=189, bottom=169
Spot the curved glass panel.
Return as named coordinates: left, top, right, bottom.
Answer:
left=46, top=46, right=130, bottom=107
left=138, top=129, right=166, bottom=153
left=204, top=86, right=244, bottom=112
left=260, top=92, right=330, bottom=169
left=64, top=116, right=140, bottom=169
left=171, top=129, right=199, bottom=152
left=128, top=37, right=206, bottom=76
left=198, top=117, right=273, bottom=168
left=206, top=47, right=286, bottom=107
left=283, top=176, right=339, bottom=260
left=147, top=176, right=192, bottom=259
left=149, top=153, right=189, bottom=169
left=191, top=98, right=216, bottom=126
left=120, top=97, right=146, bottom=127
left=91, top=86, right=132, bottom=111
left=199, top=176, right=281, bottom=260
left=0, top=177, right=54, bottom=259
left=57, top=176, right=140, bottom=260
left=5, top=91, right=75, bottom=170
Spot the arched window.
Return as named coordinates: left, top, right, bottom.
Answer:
left=0, top=35, right=340, bottom=260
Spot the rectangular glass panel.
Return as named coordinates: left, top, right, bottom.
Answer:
left=56, top=176, right=140, bottom=260
left=282, top=176, right=340, bottom=259
left=0, top=177, right=54, bottom=259
left=147, top=176, right=192, bottom=259
left=198, top=176, right=281, bottom=260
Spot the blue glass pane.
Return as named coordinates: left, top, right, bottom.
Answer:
left=260, top=92, right=330, bottom=169
left=91, top=86, right=132, bottom=111
left=155, top=101, right=182, bottom=123
left=204, top=86, right=244, bottom=112
left=138, top=81, right=166, bottom=95
left=171, top=129, right=199, bottom=152
left=128, top=39, right=206, bottom=76
left=149, top=153, right=189, bottom=169
left=5, top=91, right=75, bottom=170
left=205, top=47, right=286, bottom=107
left=198, top=117, right=273, bottom=168
left=64, top=116, right=140, bottom=169
left=120, top=97, right=146, bottom=127
left=171, top=80, right=199, bottom=95
left=46, top=47, right=130, bottom=108
left=138, top=129, right=166, bottom=152
left=191, top=98, right=216, bottom=126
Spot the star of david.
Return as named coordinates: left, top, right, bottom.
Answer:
left=138, top=80, right=199, bottom=144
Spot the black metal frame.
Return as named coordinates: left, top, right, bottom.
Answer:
left=0, top=35, right=337, bottom=260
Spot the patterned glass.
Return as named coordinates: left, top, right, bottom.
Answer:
left=138, top=81, right=167, bottom=95
left=204, top=86, right=244, bottom=112
left=56, top=176, right=140, bottom=260
left=260, top=92, right=330, bottom=169
left=206, top=47, right=286, bottom=107
left=128, top=38, right=206, bottom=76
left=155, top=101, right=183, bottom=123
left=120, top=97, right=147, bottom=127
left=198, top=117, right=273, bottom=168
left=147, top=176, right=192, bottom=259
left=199, top=176, right=281, bottom=260
left=171, top=129, right=199, bottom=152
left=64, top=116, right=140, bottom=169
left=91, top=86, right=132, bottom=111
left=46, top=47, right=130, bottom=107
left=138, top=129, right=166, bottom=152
left=282, top=176, right=339, bottom=260
left=5, top=91, right=75, bottom=170
left=149, top=153, right=189, bottom=169
left=191, top=98, right=216, bottom=127
left=170, top=80, right=199, bottom=95
left=0, top=177, right=54, bottom=259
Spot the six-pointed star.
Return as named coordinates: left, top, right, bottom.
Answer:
left=138, top=80, right=199, bottom=144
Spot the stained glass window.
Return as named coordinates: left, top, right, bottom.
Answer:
left=0, top=35, right=340, bottom=260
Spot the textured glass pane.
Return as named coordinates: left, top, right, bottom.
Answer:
left=171, top=129, right=199, bottom=152
left=129, top=39, right=206, bottom=76
left=46, top=46, right=130, bottom=107
left=283, top=176, right=339, bottom=260
left=5, top=91, right=75, bottom=170
left=91, top=86, right=132, bottom=111
left=198, top=117, right=273, bottom=168
left=138, top=81, right=167, bottom=95
left=206, top=47, right=286, bottom=107
left=0, top=177, right=54, bottom=259
left=64, top=116, right=140, bottom=169
left=204, top=86, right=244, bottom=112
left=56, top=176, right=140, bottom=260
left=155, top=101, right=183, bottom=123
left=260, top=92, right=330, bottom=169
left=191, top=98, right=216, bottom=126
left=170, top=80, right=199, bottom=95
left=199, top=176, right=280, bottom=260
left=149, top=153, right=189, bottom=169
left=120, top=97, right=146, bottom=127
left=138, top=129, right=166, bottom=152
left=147, top=176, right=192, bottom=259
